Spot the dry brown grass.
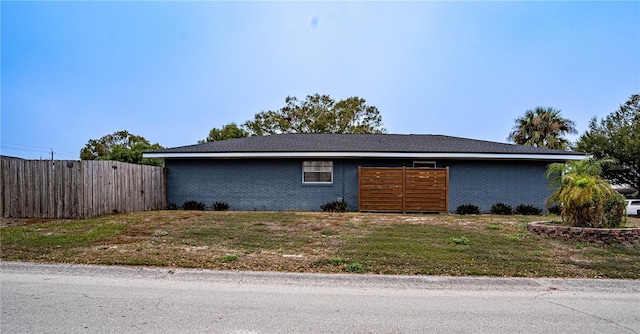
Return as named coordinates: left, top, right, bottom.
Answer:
left=1, top=211, right=639, bottom=278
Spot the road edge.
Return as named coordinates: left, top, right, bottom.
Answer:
left=2, top=261, right=639, bottom=293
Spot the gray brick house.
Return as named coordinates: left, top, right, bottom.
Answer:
left=144, top=133, right=584, bottom=213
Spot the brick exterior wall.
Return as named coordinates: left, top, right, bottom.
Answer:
left=165, top=158, right=554, bottom=212
left=528, top=222, right=640, bottom=245
left=443, top=160, right=552, bottom=213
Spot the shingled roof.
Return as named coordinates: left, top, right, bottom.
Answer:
left=144, top=133, right=585, bottom=160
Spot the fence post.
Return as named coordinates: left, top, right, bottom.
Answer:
left=357, top=166, right=362, bottom=212
left=402, top=166, right=406, bottom=214
left=0, top=158, right=5, bottom=217
left=445, top=167, right=450, bottom=214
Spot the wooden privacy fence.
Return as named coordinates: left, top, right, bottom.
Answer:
left=358, top=167, right=449, bottom=213
left=1, top=158, right=167, bottom=219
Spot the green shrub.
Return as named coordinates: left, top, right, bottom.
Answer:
left=221, top=255, right=238, bottom=263
left=490, top=203, right=512, bottom=215
left=165, top=203, right=178, bottom=210
left=514, top=204, right=542, bottom=215
left=320, top=229, right=338, bottom=236
left=212, top=201, right=230, bottom=211
left=320, top=200, right=349, bottom=212
left=547, top=204, right=562, bottom=215
left=182, top=200, right=206, bottom=211
left=486, top=223, right=502, bottom=230
left=546, top=158, right=622, bottom=228
left=603, top=194, right=626, bottom=228
left=344, top=262, right=363, bottom=273
left=455, top=204, right=480, bottom=215
left=450, top=236, right=470, bottom=245
left=328, top=258, right=348, bottom=265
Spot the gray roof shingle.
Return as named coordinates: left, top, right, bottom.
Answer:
left=146, top=133, right=584, bottom=156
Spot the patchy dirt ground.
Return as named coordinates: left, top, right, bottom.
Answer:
left=2, top=211, right=639, bottom=278
left=2, top=212, right=638, bottom=228
left=1, top=217, right=58, bottom=227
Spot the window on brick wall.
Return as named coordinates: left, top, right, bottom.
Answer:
left=302, top=161, right=333, bottom=183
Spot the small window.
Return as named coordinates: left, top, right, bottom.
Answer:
left=413, top=161, right=436, bottom=168
left=303, top=161, right=333, bottom=183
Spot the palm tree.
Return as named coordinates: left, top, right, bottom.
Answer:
left=545, top=158, right=626, bottom=228
left=508, top=107, right=577, bottom=150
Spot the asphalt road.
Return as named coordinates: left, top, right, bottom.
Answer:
left=1, top=262, right=639, bottom=334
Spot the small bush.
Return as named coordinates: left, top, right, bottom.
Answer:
left=486, top=223, right=502, bottom=230
left=182, top=200, right=206, bottom=211
left=490, top=203, right=512, bottom=215
left=328, top=258, right=348, bottom=265
left=320, top=229, right=338, bottom=236
left=221, top=255, right=238, bottom=263
left=455, top=204, right=480, bottom=215
left=548, top=204, right=562, bottom=215
left=344, top=262, right=363, bottom=273
left=212, top=201, right=230, bottom=211
left=603, top=194, right=626, bottom=228
left=514, top=204, right=542, bottom=216
left=166, top=203, right=178, bottom=210
left=450, top=236, right=470, bottom=245
left=320, top=200, right=349, bottom=212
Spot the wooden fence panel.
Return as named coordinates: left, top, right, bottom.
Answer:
left=63, top=161, right=72, bottom=218
left=404, top=168, right=448, bottom=213
left=358, top=167, right=405, bottom=212
left=117, top=162, right=126, bottom=214
left=17, top=160, right=25, bottom=217
left=358, top=167, right=449, bottom=213
left=1, top=159, right=7, bottom=217
left=0, top=158, right=166, bottom=219
left=1, top=159, right=6, bottom=217
left=56, top=162, right=62, bottom=217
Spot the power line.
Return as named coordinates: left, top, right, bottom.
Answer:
left=0, top=143, right=78, bottom=160
left=1, top=142, right=51, bottom=150
left=0, top=142, right=77, bottom=156
left=0, top=146, right=49, bottom=153
left=0, top=148, right=77, bottom=159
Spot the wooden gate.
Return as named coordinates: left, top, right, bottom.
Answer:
left=358, top=167, right=449, bottom=213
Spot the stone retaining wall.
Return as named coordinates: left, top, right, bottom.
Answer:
left=527, top=222, right=640, bottom=246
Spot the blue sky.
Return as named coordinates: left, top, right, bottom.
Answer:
left=2, top=1, right=639, bottom=160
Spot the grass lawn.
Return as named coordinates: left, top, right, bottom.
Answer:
left=1, top=211, right=639, bottom=278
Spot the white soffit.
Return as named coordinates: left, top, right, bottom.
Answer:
left=143, top=152, right=585, bottom=161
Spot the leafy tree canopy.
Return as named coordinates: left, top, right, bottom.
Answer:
left=507, top=107, right=577, bottom=150
left=575, top=93, right=640, bottom=191
left=80, top=130, right=163, bottom=167
left=243, top=94, right=386, bottom=136
left=199, top=123, right=249, bottom=143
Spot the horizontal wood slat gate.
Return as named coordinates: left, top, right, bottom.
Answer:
left=358, top=167, right=449, bottom=213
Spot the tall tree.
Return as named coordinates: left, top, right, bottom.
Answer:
left=507, top=107, right=577, bottom=150
left=199, top=123, right=249, bottom=143
left=575, top=93, right=639, bottom=191
left=80, top=130, right=163, bottom=166
left=243, top=94, right=386, bottom=136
